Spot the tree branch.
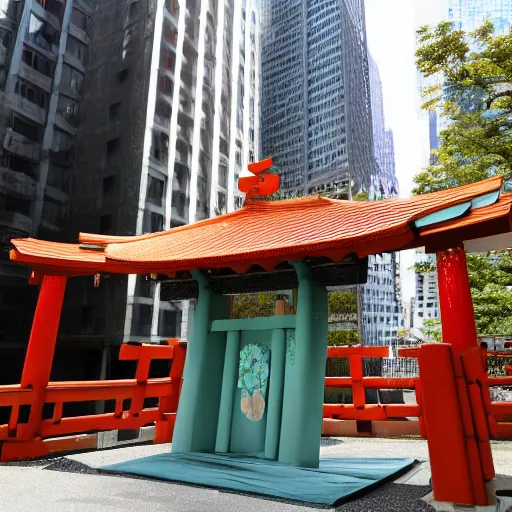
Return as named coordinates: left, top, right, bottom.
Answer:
left=486, top=90, right=512, bottom=110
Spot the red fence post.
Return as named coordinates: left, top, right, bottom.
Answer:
left=155, top=340, right=187, bottom=444
left=419, top=343, right=477, bottom=505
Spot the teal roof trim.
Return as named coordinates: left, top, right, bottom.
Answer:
left=471, top=189, right=500, bottom=210
left=415, top=201, right=471, bottom=229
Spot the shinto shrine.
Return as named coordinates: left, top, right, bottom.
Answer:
left=4, top=158, right=512, bottom=506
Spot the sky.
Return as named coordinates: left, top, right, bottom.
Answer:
left=364, top=0, right=449, bottom=302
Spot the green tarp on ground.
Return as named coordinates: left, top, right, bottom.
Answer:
left=101, top=452, right=416, bottom=505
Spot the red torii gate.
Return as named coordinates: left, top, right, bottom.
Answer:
left=5, top=161, right=512, bottom=506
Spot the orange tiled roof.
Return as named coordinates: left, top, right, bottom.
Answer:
left=10, top=176, right=510, bottom=276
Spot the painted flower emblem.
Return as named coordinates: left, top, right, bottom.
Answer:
left=238, top=343, right=270, bottom=422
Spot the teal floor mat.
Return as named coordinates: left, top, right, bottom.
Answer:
left=101, top=452, right=416, bottom=505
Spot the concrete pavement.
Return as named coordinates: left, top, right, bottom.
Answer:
left=1, top=438, right=512, bottom=511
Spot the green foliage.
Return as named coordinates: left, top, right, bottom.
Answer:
left=410, top=261, right=437, bottom=274
left=422, top=318, right=443, bottom=342
left=327, top=330, right=359, bottom=346
left=397, top=328, right=410, bottom=342
left=466, top=253, right=512, bottom=335
left=413, top=20, right=512, bottom=194
left=231, top=293, right=275, bottom=319
left=328, top=291, right=358, bottom=315
left=353, top=190, right=369, bottom=201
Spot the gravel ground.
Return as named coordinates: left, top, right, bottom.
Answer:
left=2, top=437, right=512, bottom=512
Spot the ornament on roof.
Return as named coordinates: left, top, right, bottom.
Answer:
left=238, top=158, right=280, bottom=198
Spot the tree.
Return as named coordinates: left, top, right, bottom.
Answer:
left=328, top=291, right=358, bottom=316
left=231, top=293, right=275, bottom=319
left=466, top=252, right=512, bottom=335
left=413, top=20, right=512, bottom=194
left=422, top=318, right=443, bottom=342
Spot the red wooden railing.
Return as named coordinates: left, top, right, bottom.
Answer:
left=3, top=340, right=512, bottom=461
left=0, top=339, right=186, bottom=462
left=322, top=346, right=423, bottom=438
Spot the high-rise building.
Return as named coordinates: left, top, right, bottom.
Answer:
left=0, top=0, right=259, bottom=382
left=367, top=52, right=398, bottom=200
left=0, top=0, right=95, bottom=380
left=259, top=0, right=375, bottom=197
left=362, top=52, right=403, bottom=346
left=449, top=0, right=512, bottom=33
left=412, top=248, right=439, bottom=339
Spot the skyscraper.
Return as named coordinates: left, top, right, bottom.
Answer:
left=363, top=52, right=403, bottom=346
left=0, top=0, right=95, bottom=380
left=259, top=0, right=375, bottom=197
left=0, top=0, right=259, bottom=382
left=449, top=0, right=512, bottom=33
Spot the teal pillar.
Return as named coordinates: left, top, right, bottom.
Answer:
left=215, top=330, right=240, bottom=453
left=264, top=328, right=286, bottom=460
left=278, top=261, right=328, bottom=468
left=172, top=270, right=230, bottom=453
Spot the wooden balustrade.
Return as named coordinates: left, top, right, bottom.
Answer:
left=0, top=339, right=186, bottom=462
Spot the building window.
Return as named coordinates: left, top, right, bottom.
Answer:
left=22, top=47, right=53, bottom=77
left=134, top=304, right=152, bottom=338
left=147, top=176, right=165, bottom=206
left=109, top=102, right=121, bottom=123
left=106, top=137, right=120, bottom=155
left=12, top=116, right=39, bottom=141
left=28, top=14, right=58, bottom=55
left=100, top=214, right=112, bottom=234
left=159, top=75, right=173, bottom=95
left=57, top=95, right=81, bottom=127
left=66, top=35, right=89, bottom=65
left=71, top=8, right=92, bottom=37
left=15, top=79, right=48, bottom=108
left=0, top=27, right=12, bottom=51
left=103, top=175, right=115, bottom=195
left=118, top=68, right=129, bottom=82
left=129, top=0, right=138, bottom=19
left=61, top=64, right=84, bottom=96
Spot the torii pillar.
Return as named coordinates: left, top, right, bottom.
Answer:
left=436, top=245, right=478, bottom=354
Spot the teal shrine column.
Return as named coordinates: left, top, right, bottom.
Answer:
left=172, top=270, right=230, bottom=453
left=278, top=261, right=328, bottom=468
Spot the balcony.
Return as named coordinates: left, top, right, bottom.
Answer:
left=18, top=61, right=52, bottom=92
left=178, top=100, right=193, bottom=119
left=3, top=129, right=41, bottom=162
left=54, top=113, right=78, bottom=136
left=148, top=155, right=168, bottom=175
left=69, top=22, right=90, bottom=45
left=0, top=211, right=32, bottom=235
left=154, top=113, right=170, bottom=131
left=3, top=94, right=47, bottom=125
left=0, top=167, right=37, bottom=199
left=176, top=125, right=191, bottom=144
left=175, top=150, right=190, bottom=168
left=63, top=52, right=85, bottom=74
left=32, top=0, right=62, bottom=31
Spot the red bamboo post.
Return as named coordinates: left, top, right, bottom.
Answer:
left=19, top=275, right=67, bottom=440
left=436, top=246, right=478, bottom=354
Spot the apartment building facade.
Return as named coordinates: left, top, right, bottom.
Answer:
left=0, top=0, right=259, bottom=383
left=412, top=248, right=439, bottom=339
left=0, top=0, right=94, bottom=382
